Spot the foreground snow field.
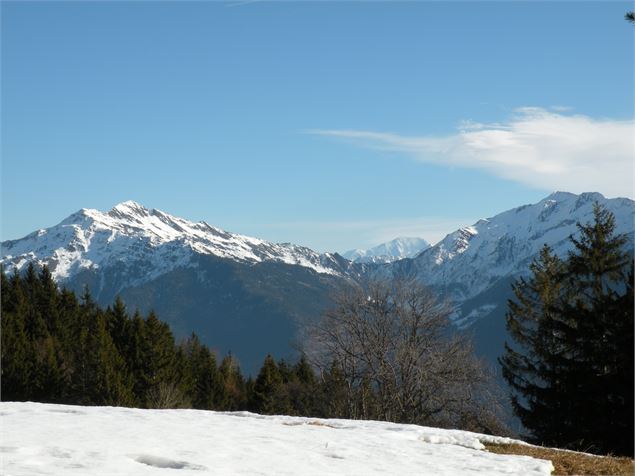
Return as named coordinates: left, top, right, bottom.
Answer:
left=0, top=402, right=553, bottom=476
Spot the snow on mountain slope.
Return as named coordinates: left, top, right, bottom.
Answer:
left=0, top=402, right=553, bottom=476
left=0, top=201, right=344, bottom=287
left=393, top=192, right=634, bottom=319
left=343, top=237, right=430, bottom=264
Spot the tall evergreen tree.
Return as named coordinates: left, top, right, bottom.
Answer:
left=319, top=360, right=349, bottom=419
left=560, top=204, right=632, bottom=455
left=251, top=355, right=284, bottom=414
left=140, top=311, right=178, bottom=407
left=106, top=297, right=130, bottom=357
left=185, top=334, right=222, bottom=409
left=500, top=245, right=575, bottom=445
left=1, top=271, right=31, bottom=400
left=287, top=355, right=319, bottom=416
left=501, top=204, right=634, bottom=456
left=125, top=311, right=148, bottom=405
left=218, top=353, right=247, bottom=411
left=70, top=302, right=133, bottom=406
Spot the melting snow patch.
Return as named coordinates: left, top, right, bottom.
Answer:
left=419, top=434, right=484, bottom=450
left=1, top=402, right=554, bottom=476
left=133, top=454, right=207, bottom=470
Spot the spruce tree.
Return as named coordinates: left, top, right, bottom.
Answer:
left=218, top=353, right=247, bottom=411
left=251, top=355, right=284, bottom=414
left=140, top=311, right=178, bottom=407
left=125, top=311, right=148, bottom=405
left=106, top=297, right=130, bottom=356
left=560, top=204, right=632, bottom=455
left=1, top=272, right=31, bottom=400
left=500, top=245, right=575, bottom=445
left=320, top=360, right=349, bottom=418
left=186, top=334, right=222, bottom=409
left=288, top=355, right=319, bottom=416
left=70, top=301, right=133, bottom=406
left=501, top=204, right=634, bottom=456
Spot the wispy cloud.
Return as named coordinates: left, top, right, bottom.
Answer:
left=309, top=107, right=634, bottom=198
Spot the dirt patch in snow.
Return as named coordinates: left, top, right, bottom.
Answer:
left=484, top=443, right=634, bottom=475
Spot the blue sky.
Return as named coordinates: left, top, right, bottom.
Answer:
left=2, top=1, right=633, bottom=251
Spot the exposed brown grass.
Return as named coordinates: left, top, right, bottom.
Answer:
left=307, top=420, right=334, bottom=427
left=484, top=443, right=634, bottom=475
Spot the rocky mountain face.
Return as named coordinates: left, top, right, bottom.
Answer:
left=387, top=191, right=634, bottom=326
left=384, top=191, right=634, bottom=368
left=2, top=192, right=633, bottom=374
left=1, top=201, right=364, bottom=373
left=1, top=201, right=353, bottom=293
left=342, top=237, right=430, bottom=264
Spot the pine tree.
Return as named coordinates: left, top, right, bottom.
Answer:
left=609, top=261, right=634, bottom=455
left=218, top=353, right=247, bottom=411
left=287, top=355, right=319, bottom=416
left=140, top=311, right=178, bottom=407
left=125, top=311, right=148, bottom=405
left=70, top=302, right=133, bottom=406
left=559, top=204, right=633, bottom=455
left=501, top=204, right=634, bottom=456
left=1, top=271, right=31, bottom=400
left=185, top=334, right=222, bottom=409
left=106, top=297, right=130, bottom=356
left=499, top=245, right=575, bottom=445
left=317, top=360, right=348, bottom=418
left=251, top=355, right=284, bottom=414
left=22, top=263, right=48, bottom=340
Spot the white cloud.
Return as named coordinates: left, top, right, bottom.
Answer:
left=309, top=108, right=635, bottom=198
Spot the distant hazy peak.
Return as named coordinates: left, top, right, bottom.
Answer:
left=343, top=236, right=430, bottom=264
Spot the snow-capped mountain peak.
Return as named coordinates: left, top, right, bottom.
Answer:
left=1, top=201, right=347, bottom=290
left=109, top=199, right=148, bottom=216
left=343, top=237, right=430, bottom=264
left=396, top=191, right=634, bottom=327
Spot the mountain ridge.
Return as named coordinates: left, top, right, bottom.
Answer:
left=1, top=200, right=351, bottom=292
left=342, top=237, right=430, bottom=264
left=2, top=191, right=633, bottom=373
left=385, top=191, right=634, bottom=327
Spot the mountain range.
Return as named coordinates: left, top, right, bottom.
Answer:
left=342, top=237, right=430, bottom=264
left=2, top=191, right=633, bottom=373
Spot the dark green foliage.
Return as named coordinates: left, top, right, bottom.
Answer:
left=140, top=311, right=178, bottom=406
left=1, top=264, right=520, bottom=436
left=218, top=353, right=247, bottom=411
left=1, top=271, right=31, bottom=401
left=501, top=204, right=634, bottom=456
left=251, top=355, right=285, bottom=414
left=180, top=334, right=222, bottom=409
left=319, top=361, right=349, bottom=418
left=286, top=355, right=321, bottom=417
left=1, top=267, right=325, bottom=418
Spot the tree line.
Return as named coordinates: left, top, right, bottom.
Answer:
left=0, top=264, right=342, bottom=416
left=501, top=204, right=634, bottom=457
left=3, top=203, right=630, bottom=456
left=0, top=264, right=504, bottom=434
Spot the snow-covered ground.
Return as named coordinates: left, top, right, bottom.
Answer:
left=0, top=402, right=553, bottom=475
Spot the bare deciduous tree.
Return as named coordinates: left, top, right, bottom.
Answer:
left=147, top=381, right=190, bottom=409
left=305, top=279, right=506, bottom=432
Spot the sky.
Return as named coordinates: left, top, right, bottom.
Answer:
left=2, top=1, right=633, bottom=252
